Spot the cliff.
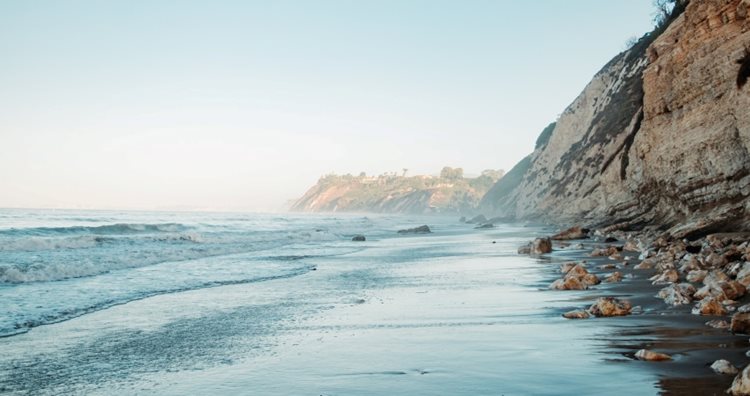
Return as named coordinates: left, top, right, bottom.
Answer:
left=481, top=0, right=750, bottom=238
left=292, top=168, right=503, bottom=214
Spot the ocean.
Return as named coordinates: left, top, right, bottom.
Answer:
left=0, top=209, right=665, bottom=395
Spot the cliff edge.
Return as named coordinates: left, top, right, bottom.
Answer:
left=481, top=0, right=750, bottom=238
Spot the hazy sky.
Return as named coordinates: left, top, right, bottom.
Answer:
left=0, top=1, right=654, bottom=212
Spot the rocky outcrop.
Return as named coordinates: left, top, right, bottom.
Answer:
left=293, top=168, right=503, bottom=215
left=480, top=0, right=750, bottom=237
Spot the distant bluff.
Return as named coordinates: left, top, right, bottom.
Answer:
left=481, top=0, right=750, bottom=238
left=291, top=167, right=504, bottom=215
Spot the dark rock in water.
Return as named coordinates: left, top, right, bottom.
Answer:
left=551, top=226, right=590, bottom=240
left=731, top=312, right=750, bottom=334
left=518, top=245, right=531, bottom=254
left=604, top=236, right=618, bottom=243
left=492, top=241, right=496, bottom=244
left=397, top=225, right=431, bottom=234
left=459, top=216, right=467, bottom=223
left=466, top=214, right=487, bottom=224
left=588, top=297, right=632, bottom=317
left=635, top=349, right=671, bottom=361
left=352, top=234, right=366, bottom=241
left=475, top=223, right=494, bottom=229
left=530, top=238, right=552, bottom=255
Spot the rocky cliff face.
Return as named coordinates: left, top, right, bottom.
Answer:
left=481, top=0, right=750, bottom=237
left=292, top=169, right=503, bottom=215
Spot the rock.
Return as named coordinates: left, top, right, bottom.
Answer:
left=623, top=240, right=640, bottom=252
left=530, top=238, right=552, bottom=255
left=565, top=264, right=588, bottom=278
left=729, top=365, right=750, bottom=395
left=686, top=270, right=708, bottom=283
left=650, top=269, right=680, bottom=285
left=635, top=349, right=671, bottom=362
left=712, top=359, right=739, bottom=375
left=635, top=260, right=655, bottom=270
left=731, top=312, right=750, bottom=334
left=550, top=277, right=587, bottom=291
left=466, top=215, right=487, bottom=224
left=679, top=255, right=703, bottom=273
left=397, top=225, right=431, bottom=234
left=562, top=310, right=590, bottom=319
left=551, top=226, right=590, bottom=240
left=518, top=245, right=531, bottom=254
left=581, top=273, right=601, bottom=286
left=706, top=252, right=728, bottom=268
left=588, top=297, right=632, bottom=317
left=550, top=265, right=599, bottom=290
left=598, top=263, right=617, bottom=270
left=657, top=283, right=696, bottom=306
left=591, top=246, right=619, bottom=257
left=692, top=297, right=728, bottom=316
left=560, top=262, right=577, bottom=274
left=706, top=320, right=730, bottom=329
left=475, top=223, right=494, bottom=229
left=604, top=236, right=618, bottom=243
left=695, top=280, right=746, bottom=301
left=605, top=272, right=623, bottom=283
left=352, top=234, right=366, bottom=241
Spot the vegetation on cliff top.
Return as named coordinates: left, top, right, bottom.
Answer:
left=291, top=167, right=504, bottom=214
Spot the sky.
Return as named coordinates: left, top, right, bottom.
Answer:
left=0, top=0, right=655, bottom=212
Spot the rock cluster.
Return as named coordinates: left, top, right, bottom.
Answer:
left=549, top=263, right=600, bottom=290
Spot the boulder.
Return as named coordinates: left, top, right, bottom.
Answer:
left=551, top=226, right=590, bottom=240
left=518, top=245, right=531, bottom=254
left=650, top=269, right=680, bottom=285
left=588, top=297, right=632, bottom=317
left=591, top=246, right=619, bottom=257
left=657, top=283, right=696, bottom=306
left=731, top=312, right=750, bottom=334
left=695, top=280, right=746, bottom=301
left=550, top=276, right=587, bottom=291
left=397, top=225, right=431, bottom=234
left=712, top=359, right=739, bottom=375
left=352, top=234, right=366, bottom=241
left=530, top=238, right=552, bottom=255
left=635, top=260, right=655, bottom=270
left=623, top=240, right=640, bottom=252
left=560, top=262, right=577, bottom=274
left=686, top=270, right=708, bottom=283
left=635, top=349, right=671, bottom=361
left=729, top=365, right=750, bottom=395
left=692, top=297, right=728, bottom=316
left=706, top=252, right=728, bottom=268
left=562, top=310, right=590, bottom=319
left=475, top=223, right=494, bottom=229
left=605, top=272, right=623, bottom=283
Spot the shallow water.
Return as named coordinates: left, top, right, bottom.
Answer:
left=0, top=209, right=674, bottom=394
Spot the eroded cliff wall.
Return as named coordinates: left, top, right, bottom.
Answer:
left=481, top=0, right=750, bottom=237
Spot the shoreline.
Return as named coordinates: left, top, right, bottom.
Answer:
left=528, top=226, right=750, bottom=395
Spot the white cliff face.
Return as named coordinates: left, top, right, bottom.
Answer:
left=482, top=0, right=750, bottom=236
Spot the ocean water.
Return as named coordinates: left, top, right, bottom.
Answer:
left=0, top=209, right=664, bottom=395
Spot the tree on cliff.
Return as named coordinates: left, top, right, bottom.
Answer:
left=440, top=167, right=464, bottom=180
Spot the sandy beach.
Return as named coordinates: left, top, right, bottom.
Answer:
left=1, top=211, right=743, bottom=395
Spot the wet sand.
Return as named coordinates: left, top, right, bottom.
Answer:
left=0, top=220, right=743, bottom=395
